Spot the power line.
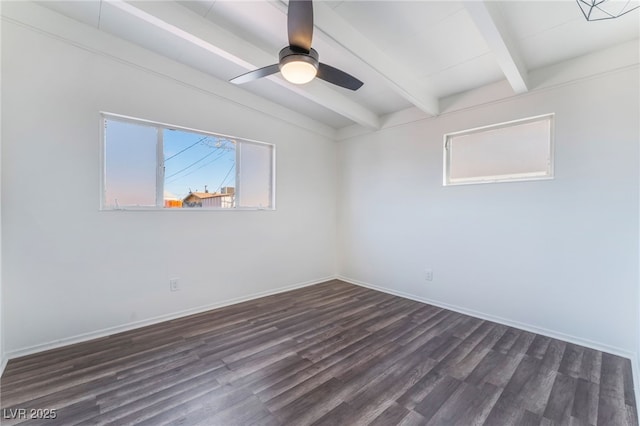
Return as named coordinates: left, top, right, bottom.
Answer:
left=164, top=135, right=209, bottom=162
left=165, top=151, right=232, bottom=184
left=216, top=163, right=236, bottom=191
left=165, top=146, right=226, bottom=179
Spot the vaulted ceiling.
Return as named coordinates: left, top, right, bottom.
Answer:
left=36, top=0, right=640, bottom=134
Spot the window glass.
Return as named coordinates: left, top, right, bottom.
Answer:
left=104, top=119, right=158, bottom=208
left=163, top=130, right=236, bottom=208
left=102, top=115, right=274, bottom=210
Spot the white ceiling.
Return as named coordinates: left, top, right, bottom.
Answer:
left=36, top=0, right=640, bottom=131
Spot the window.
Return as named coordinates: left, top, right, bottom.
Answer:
left=102, top=114, right=274, bottom=210
left=443, top=114, right=554, bottom=186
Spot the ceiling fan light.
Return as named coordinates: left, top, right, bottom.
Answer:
left=281, top=60, right=317, bottom=85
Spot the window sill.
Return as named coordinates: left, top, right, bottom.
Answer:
left=99, top=207, right=276, bottom=212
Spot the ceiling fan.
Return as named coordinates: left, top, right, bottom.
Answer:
left=229, top=0, right=363, bottom=91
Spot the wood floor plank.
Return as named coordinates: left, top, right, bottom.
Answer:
left=308, top=401, right=358, bottom=426
left=424, top=381, right=483, bottom=426
left=338, top=355, right=437, bottom=425
left=519, top=409, right=542, bottom=426
left=271, top=377, right=345, bottom=425
left=541, top=338, right=567, bottom=373
left=580, top=347, right=603, bottom=384
left=623, top=357, right=638, bottom=408
left=449, top=316, right=483, bottom=340
left=517, top=363, right=558, bottom=416
left=1, top=280, right=635, bottom=426
left=395, top=369, right=443, bottom=410
left=84, top=368, right=223, bottom=425
left=195, top=393, right=272, bottom=426
left=257, top=327, right=401, bottom=406
left=483, top=355, right=543, bottom=425
left=452, top=382, right=501, bottom=426
left=628, top=404, right=640, bottom=426
left=506, top=331, right=536, bottom=357
left=445, top=325, right=507, bottom=381
left=367, top=402, right=411, bottom=426
left=395, top=310, right=456, bottom=346
left=397, top=410, right=428, bottom=426
left=413, top=375, right=461, bottom=422
left=598, top=352, right=632, bottom=426
left=572, top=378, right=600, bottom=425
left=544, top=372, right=578, bottom=424
left=527, top=334, right=552, bottom=359
left=95, top=358, right=226, bottom=409
left=560, top=343, right=586, bottom=379
left=436, top=322, right=500, bottom=374
left=484, top=353, right=526, bottom=388
left=492, top=327, right=522, bottom=354
left=155, top=385, right=258, bottom=426
left=465, top=349, right=506, bottom=386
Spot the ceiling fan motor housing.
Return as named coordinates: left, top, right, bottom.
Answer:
left=279, top=46, right=319, bottom=71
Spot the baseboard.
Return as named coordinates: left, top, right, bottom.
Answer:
left=338, top=275, right=637, bottom=361
left=5, top=275, right=337, bottom=361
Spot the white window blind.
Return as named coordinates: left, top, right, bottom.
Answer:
left=444, top=114, right=554, bottom=186
left=237, top=142, right=274, bottom=209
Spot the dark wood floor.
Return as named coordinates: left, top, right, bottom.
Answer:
left=1, top=280, right=637, bottom=426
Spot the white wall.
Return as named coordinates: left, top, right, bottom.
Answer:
left=1, top=7, right=337, bottom=354
left=338, top=67, right=640, bottom=356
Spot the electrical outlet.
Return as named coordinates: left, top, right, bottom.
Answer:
left=170, top=279, right=179, bottom=291
left=425, top=269, right=433, bottom=281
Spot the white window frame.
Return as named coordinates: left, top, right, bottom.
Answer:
left=100, top=112, right=276, bottom=211
left=443, top=113, right=554, bottom=186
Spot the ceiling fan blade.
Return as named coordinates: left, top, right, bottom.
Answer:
left=229, top=64, right=280, bottom=85
left=288, top=0, right=313, bottom=51
left=316, top=63, right=364, bottom=91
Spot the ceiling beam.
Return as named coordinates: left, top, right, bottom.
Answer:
left=107, top=0, right=380, bottom=129
left=464, top=1, right=529, bottom=94
left=271, top=1, right=440, bottom=116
